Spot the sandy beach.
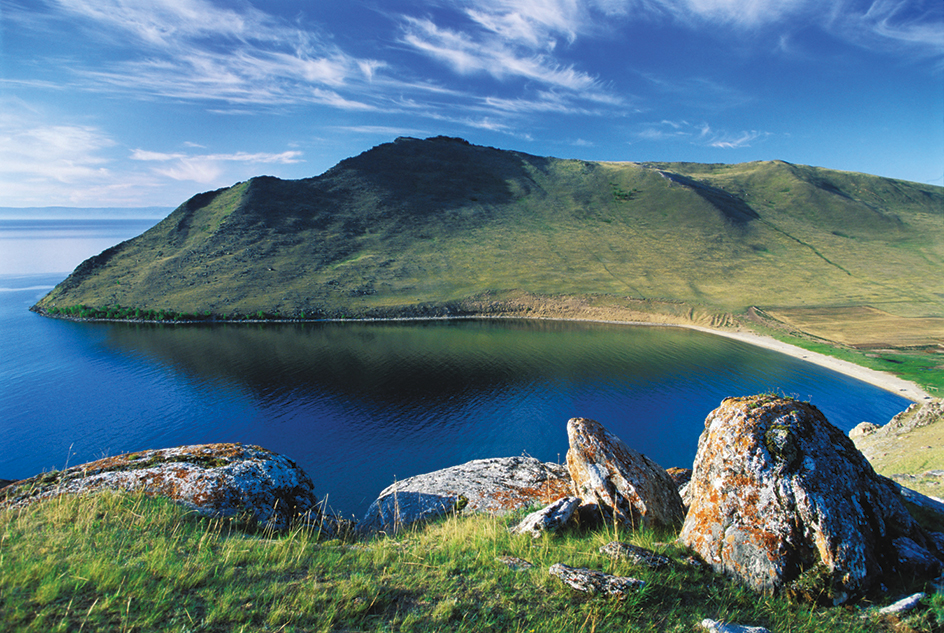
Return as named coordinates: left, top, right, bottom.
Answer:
left=685, top=325, right=932, bottom=403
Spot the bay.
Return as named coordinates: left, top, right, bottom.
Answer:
left=0, top=220, right=912, bottom=519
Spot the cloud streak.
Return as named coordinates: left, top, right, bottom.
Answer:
left=50, top=0, right=384, bottom=108
left=635, top=120, right=771, bottom=148
left=130, top=147, right=303, bottom=183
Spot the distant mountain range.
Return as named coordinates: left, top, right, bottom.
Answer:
left=32, top=136, right=943, bottom=330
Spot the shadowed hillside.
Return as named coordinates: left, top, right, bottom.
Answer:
left=33, top=137, right=943, bottom=337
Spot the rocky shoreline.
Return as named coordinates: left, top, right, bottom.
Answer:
left=3, top=395, right=942, bottom=616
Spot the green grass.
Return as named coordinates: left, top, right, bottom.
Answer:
left=34, top=139, right=943, bottom=325
left=2, top=491, right=940, bottom=632
left=740, top=320, right=944, bottom=396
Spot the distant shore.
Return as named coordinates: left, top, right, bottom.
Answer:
left=513, top=317, right=932, bottom=403
left=683, top=325, right=932, bottom=403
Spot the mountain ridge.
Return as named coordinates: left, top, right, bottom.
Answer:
left=32, top=136, right=943, bottom=336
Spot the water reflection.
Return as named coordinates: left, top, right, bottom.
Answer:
left=90, top=318, right=911, bottom=517
left=2, top=278, right=912, bottom=519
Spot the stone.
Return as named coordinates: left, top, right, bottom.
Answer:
left=699, top=619, right=771, bottom=633
left=0, top=444, right=319, bottom=531
left=566, top=417, right=685, bottom=531
left=496, top=556, right=534, bottom=571
left=877, top=592, right=925, bottom=616
left=360, top=456, right=572, bottom=534
left=509, top=496, right=581, bottom=538
left=599, top=541, right=671, bottom=569
left=679, top=396, right=942, bottom=604
left=666, top=467, right=693, bottom=488
left=849, top=421, right=880, bottom=439
left=892, top=537, right=942, bottom=578
left=548, top=563, right=645, bottom=598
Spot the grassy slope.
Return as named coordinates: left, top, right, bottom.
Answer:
left=32, top=136, right=944, bottom=390
left=2, top=491, right=940, bottom=633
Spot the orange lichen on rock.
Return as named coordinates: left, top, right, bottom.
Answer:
left=679, top=395, right=943, bottom=604
left=566, top=417, right=685, bottom=531
left=0, top=443, right=319, bottom=531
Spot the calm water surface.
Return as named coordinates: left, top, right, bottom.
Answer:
left=0, top=222, right=913, bottom=518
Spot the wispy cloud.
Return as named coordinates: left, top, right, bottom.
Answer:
left=130, top=147, right=303, bottom=183
left=400, top=17, right=602, bottom=93
left=635, top=120, right=770, bottom=148
left=47, top=0, right=384, bottom=108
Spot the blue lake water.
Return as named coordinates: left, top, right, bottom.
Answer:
left=0, top=220, right=913, bottom=518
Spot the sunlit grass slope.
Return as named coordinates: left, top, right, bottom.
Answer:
left=3, top=491, right=939, bottom=632
left=35, top=136, right=942, bottom=326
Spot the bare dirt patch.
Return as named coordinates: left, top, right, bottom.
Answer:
left=765, top=306, right=944, bottom=348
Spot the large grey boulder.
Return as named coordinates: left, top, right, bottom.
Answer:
left=0, top=444, right=320, bottom=531
left=679, top=395, right=942, bottom=604
left=566, top=417, right=685, bottom=531
left=360, top=456, right=571, bottom=534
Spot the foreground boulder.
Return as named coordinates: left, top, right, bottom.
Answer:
left=679, top=396, right=942, bottom=604
left=0, top=444, right=319, bottom=531
left=566, top=417, right=685, bottom=531
left=360, top=456, right=571, bottom=533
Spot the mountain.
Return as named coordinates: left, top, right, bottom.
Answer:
left=32, top=136, right=943, bottom=333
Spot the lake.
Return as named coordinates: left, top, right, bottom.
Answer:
left=0, top=220, right=912, bottom=518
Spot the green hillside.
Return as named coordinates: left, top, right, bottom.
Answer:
left=33, top=136, right=943, bottom=335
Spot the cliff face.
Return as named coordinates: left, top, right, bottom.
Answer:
left=32, top=136, right=944, bottom=320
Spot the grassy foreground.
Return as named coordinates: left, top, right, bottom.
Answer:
left=1, top=491, right=940, bottom=632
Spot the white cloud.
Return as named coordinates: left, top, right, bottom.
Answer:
left=399, top=16, right=606, bottom=98
left=49, top=0, right=385, bottom=108
left=130, top=147, right=304, bottom=183
left=635, top=120, right=770, bottom=147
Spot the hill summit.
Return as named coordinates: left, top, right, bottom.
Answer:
left=33, top=136, right=943, bottom=330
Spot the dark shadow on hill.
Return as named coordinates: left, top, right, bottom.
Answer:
left=324, top=136, right=548, bottom=214
left=658, top=170, right=760, bottom=225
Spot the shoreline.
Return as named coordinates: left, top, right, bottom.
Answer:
left=31, top=307, right=932, bottom=403
left=494, top=316, right=933, bottom=403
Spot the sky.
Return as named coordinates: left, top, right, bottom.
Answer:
left=1, top=0, right=942, bottom=210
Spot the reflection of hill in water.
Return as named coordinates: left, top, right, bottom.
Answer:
left=101, top=319, right=734, bottom=405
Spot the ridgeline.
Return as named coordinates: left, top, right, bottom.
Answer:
left=32, top=136, right=944, bottom=386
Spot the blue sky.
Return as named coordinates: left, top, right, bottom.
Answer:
left=1, top=0, right=941, bottom=209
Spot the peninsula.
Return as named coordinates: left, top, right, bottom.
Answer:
left=31, top=136, right=944, bottom=395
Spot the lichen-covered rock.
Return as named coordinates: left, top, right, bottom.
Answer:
left=360, top=456, right=571, bottom=534
left=679, top=395, right=942, bottom=604
left=599, top=541, right=671, bottom=569
left=0, top=444, right=319, bottom=531
left=509, top=496, right=581, bottom=538
left=700, top=620, right=771, bottom=633
left=566, top=417, right=685, bottom=531
left=549, top=563, right=645, bottom=598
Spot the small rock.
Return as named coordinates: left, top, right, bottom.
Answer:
left=893, top=537, right=942, bottom=578
left=849, top=422, right=880, bottom=439
left=666, top=467, right=692, bottom=488
left=599, top=541, right=671, bottom=569
left=509, top=496, right=580, bottom=538
left=699, top=619, right=771, bottom=633
left=877, top=592, right=925, bottom=616
left=496, top=556, right=534, bottom=571
left=360, top=456, right=571, bottom=534
left=566, top=417, right=685, bottom=531
left=549, top=563, right=645, bottom=599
